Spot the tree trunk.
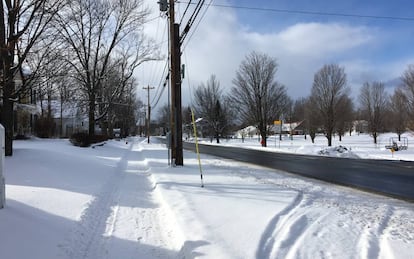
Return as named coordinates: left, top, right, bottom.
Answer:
left=2, top=86, right=14, bottom=156
left=327, top=133, right=332, bottom=146
left=89, top=93, right=96, bottom=136
left=310, top=130, right=316, bottom=143
left=2, top=64, right=15, bottom=156
left=261, top=132, right=267, bottom=147
left=60, top=94, right=64, bottom=137
left=47, top=90, right=52, bottom=137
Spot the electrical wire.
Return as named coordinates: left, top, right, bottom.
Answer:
left=149, top=19, right=169, bottom=86
left=181, top=0, right=213, bottom=51
left=177, top=1, right=414, bottom=22
left=150, top=0, right=212, bottom=109
left=179, top=0, right=193, bottom=25
left=151, top=59, right=169, bottom=107
left=141, top=16, right=168, bottom=110
left=183, top=50, right=194, bottom=106
left=147, top=16, right=162, bottom=89
left=180, top=0, right=206, bottom=45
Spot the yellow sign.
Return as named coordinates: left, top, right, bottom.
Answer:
left=274, top=120, right=281, bottom=125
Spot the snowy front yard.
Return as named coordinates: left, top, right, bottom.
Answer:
left=1, top=137, right=413, bottom=258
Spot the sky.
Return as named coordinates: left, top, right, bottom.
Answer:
left=137, top=0, right=414, bottom=117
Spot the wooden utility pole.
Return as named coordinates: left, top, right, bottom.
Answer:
left=169, top=0, right=183, bottom=165
left=169, top=0, right=176, bottom=164
left=143, top=86, right=155, bottom=143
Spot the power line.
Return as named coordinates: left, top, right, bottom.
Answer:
left=151, top=60, right=169, bottom=109
left=180, top=0, right=206, bottom=45
left=177, top=1, right=414, bottom=22
left=147, top=16, right=162, bottom=90
left=151, top=74, right=168, bottom=109
left=183, top=50, right=194, bottom=106
left=149, top=20, right=168, bottom=87
left=181, top=0, right=213, bottom=51
left=179, top=0, right=192, bottom=25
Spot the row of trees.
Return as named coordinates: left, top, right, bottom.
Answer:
left=185, top=52, right=414, bottom=147
left=1, top=0, right=156, bottom=155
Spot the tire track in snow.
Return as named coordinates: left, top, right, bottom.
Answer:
left=101, top=139, right=181, bottom=258
left=256, top=191, right=304, bottom=259
left=268, top=197, right=322, bottom=259
left=60, top=142, right=132, bottom=259
left=358, top=206, right=394, bottom=259
left=62, top=138, right=181, bottom=259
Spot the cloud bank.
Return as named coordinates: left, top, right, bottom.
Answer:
left=140, top=1, right=414, bottom=113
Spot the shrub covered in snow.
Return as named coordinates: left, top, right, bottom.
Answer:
left=318, top=145, right=359, bottom=158
left=70, top=133, right=108, bottom=147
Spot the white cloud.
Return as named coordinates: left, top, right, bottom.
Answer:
left=276, top=23, right=374, bottom=57
left=139, top=2, right=411, bottom=115
left=341, top=57, right=414, bottom=100
left=180, top=7, right=377, bottom=101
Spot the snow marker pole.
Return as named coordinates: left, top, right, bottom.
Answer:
left=191, top=109, right=204, bottom=188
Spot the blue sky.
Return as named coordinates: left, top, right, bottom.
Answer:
left=139, top=0, right=414, bottom=114
left=225, top=0, right=414, bottom=64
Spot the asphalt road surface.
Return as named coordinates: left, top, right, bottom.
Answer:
left=182, top=142, right=414, bottom=201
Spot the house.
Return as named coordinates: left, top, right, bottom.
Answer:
left=49, top=100, right=88, bottom=137
left=14, top=68, right=38, bottom=138
left=269, top=121, right=304, bottom=135
left=353, top=120, right=369, bottom=134
left=235, top=125, right=259, bottom=139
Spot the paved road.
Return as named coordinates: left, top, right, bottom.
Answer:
left=182, top=142, right=414, bottom=201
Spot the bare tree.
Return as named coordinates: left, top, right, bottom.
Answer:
left=310, top=64, right=349, bottom=146
left=56, top=0, right=155, bottom=137
left=335, top=96, right=354, bottom=141
left=292, top=98, right=308, bottom=139
left=292, top=98, right=306, bottom=122
left=284, top=97, right=295, bottom=140
left=157, top=104, right=170, bottom=131
left=359, top=81, right=389, bottom=144
left=110, top=80, right=143, bottom=137
left=304, top=97, right=320, bottom=143
left=1, top=0, right=64, bottom=155
left=401, top=64, right=414, bottom=129
left=389, top=87, right=409, bottom=140
left=182, top=106, right=193, bottom=140
left=231, top=51, right=289, bottom=147
left=23, top=35, right=71, bottom=138
left=194, top=75, right=232, bottom=143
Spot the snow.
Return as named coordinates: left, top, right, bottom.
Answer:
left=0, top=133, right=413, bottom=258
left=199, top=132, right=414, bottom=161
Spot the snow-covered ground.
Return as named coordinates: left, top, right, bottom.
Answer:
left=0, top=134, right=413, bottom=258
left=197, top=132, right=414, bottom=161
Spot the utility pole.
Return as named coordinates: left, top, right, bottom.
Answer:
left=143, top=86, right=155, bottom=144
left=168, top=0, right=176, bottom=164
left=168, top=0, right=183, bottom=165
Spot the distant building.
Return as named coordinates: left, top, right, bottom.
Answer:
left=353, top=120, right=369, bottom=134
left=49, top=100, right=88, bottom=137
left=14, top=68, right=38, bottom=138
left=235, top=125, right=259, bottom=139
left=269, top=121, right=304, bottom=135
left=235, top=121, right=305, bottom=139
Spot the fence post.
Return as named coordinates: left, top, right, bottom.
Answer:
left=0, top=124, right=5, bottom=208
